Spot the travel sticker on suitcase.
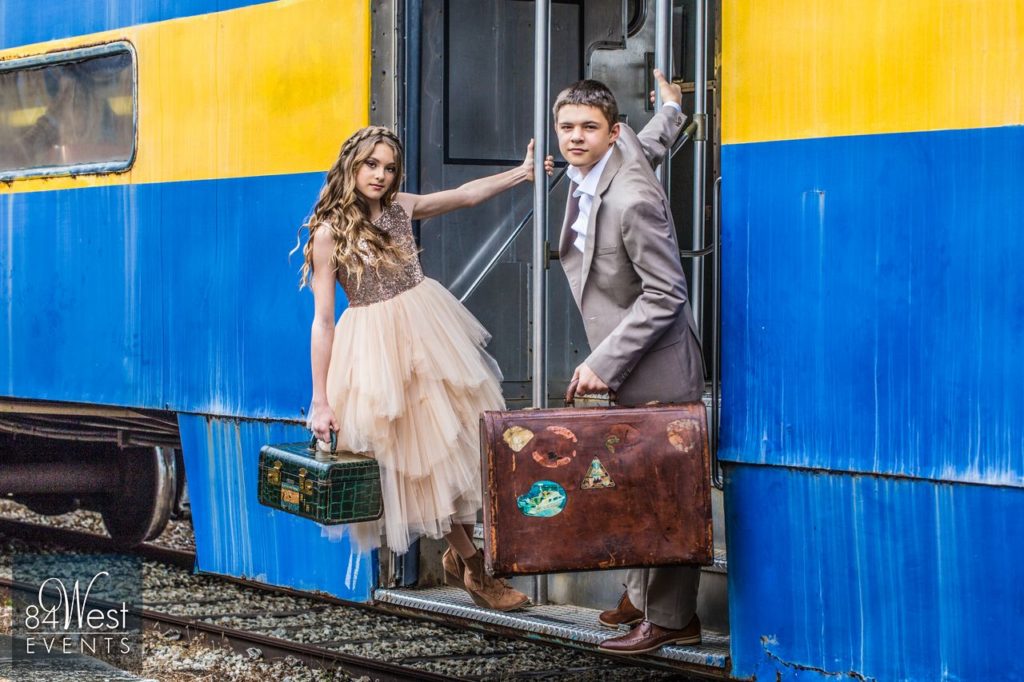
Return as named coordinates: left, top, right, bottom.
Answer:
left=480, top=403, right=713, bottom=577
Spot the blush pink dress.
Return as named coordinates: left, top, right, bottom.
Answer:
left=317, top=202, right=504, bottom=554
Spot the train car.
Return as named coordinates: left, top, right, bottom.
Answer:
left=1, top=1, right=1020, bottom=680
left=0, top=0, right=378, bottom=598
left=719, top=2, right=1023, bottom=679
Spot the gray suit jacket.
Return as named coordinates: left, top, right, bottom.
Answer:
left=559, top=108, right=704, bottom=405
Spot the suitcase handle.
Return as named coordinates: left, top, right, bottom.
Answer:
left=309, top=430, right=337, bottom=453
left=564, top=379, right=617, bottom=407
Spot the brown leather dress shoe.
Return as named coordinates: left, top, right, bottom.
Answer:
left=598, top=615, right=701, bottom=654
left=598, top=591, right=644, bottom=628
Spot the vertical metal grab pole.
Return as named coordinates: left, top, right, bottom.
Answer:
left=404, top=0, right=422, bottom=243
left=691, top=0, right=708, bottom=334
left=532, top=0, right=551, bottom=606
left=654, top=0, right=672, bottom=192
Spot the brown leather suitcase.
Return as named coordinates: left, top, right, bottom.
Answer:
left=480, top=389, right=712, bottom=577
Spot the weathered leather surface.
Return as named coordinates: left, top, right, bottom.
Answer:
left=480, top=403, right=712, bottom=577
left=258, top=442, right=382, bottom=524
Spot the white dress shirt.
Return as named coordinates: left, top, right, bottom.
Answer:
left=566, top=146, right=614, bottom=254
left=566, top=102, right=682, bottom=256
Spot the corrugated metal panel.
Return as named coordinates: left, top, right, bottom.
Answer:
left=0, top=0, right=277, bottom=51
left=724, top=463, right=1024, bottom=681
left=0, top=173, right=328, bottom=419
left=178, top=414, right=376, bottom=601
left=719, top=125, right=1024, bottom=487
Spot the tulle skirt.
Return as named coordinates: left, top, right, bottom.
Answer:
left=317, top=278, right=504, bottom=554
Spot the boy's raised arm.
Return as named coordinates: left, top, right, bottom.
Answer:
left=637, top=69, right=687, bottom=169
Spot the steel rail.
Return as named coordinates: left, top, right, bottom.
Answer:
left=0, top=575, right=452, bottom=682
left=0, top=518, right=196, bottom=567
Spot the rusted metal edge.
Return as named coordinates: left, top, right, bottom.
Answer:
left=0, top=421, right=181, bottom=448
left=0, top=399, right=162, bottom=419
left=0, top=397, right=305, bottom=426
left=6, top=414, right=178, bottom=434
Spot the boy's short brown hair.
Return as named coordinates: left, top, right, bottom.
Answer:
left=552, top=80, right=619, bottom=129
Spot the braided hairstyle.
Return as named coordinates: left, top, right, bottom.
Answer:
left=299, top=126, right=412, bottom=289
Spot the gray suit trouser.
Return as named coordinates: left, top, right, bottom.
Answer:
left=619, top=350, right=703, bottom=632
left=626, top=565, right=700, bottom=630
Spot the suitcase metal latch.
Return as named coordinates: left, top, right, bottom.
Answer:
left=298, top=468, right=314, bottom=496
left=267, top=461, right=282, bottom=486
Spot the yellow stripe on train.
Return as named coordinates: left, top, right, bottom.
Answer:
left=723, top=0, right=1024, bottom=145
left=0, top=0, right=369, bottom=194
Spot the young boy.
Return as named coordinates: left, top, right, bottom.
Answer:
left=549, top=71, right=705, bottom=653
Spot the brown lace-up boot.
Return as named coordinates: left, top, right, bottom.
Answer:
left=442, top=547, right=465, bottom=587
left=462, top=551, right=529, bottom=612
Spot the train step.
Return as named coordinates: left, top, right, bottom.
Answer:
left=374, top=585, right=729, bottom=672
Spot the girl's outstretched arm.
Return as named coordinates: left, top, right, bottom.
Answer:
left=308, top=227, right=340, bottom=443
left=397, top=140, right=536, bottom=221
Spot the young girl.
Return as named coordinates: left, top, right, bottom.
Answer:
left=301, top=126, right=533, bottom=612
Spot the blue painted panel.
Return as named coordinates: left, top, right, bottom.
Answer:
left=177, top=414, right=376, bottom=600
left=720, top=125, right=1024, bottom=486
left=0, top=0, right=276, bottom=50
left=724, top=463, right=1024, bottom=681
left=0, top=173, right=347, bottom=419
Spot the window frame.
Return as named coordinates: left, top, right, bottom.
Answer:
left=0, top=40, right=138, bottom=182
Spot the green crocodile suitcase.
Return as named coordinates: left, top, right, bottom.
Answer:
left=257, top=435, right=383, bottom=524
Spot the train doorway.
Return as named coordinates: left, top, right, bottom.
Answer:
left=372, top=1, right=728, bottom=674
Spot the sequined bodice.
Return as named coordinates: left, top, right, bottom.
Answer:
left=338, top=202, right=424, bottom=307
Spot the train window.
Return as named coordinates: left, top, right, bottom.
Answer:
left=445, top=0, right=582, bottom=165
left=0, top=42, right=136, bottom=181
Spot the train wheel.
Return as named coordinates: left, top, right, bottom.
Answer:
left=170, top=448, right=191, bottom=520
left=100, top=446, right=178, bottom=547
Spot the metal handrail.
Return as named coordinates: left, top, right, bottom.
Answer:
left=690, top=0, right=709, bottom=337
left=711, top=176, right=723, bottom=489
left=531, top=0, right=551, bottom=608
left=680, top=244, right=714, bottom=258
left=654, top=0, right=672, bottom=192
left=458, top=167, right=569, bottom=304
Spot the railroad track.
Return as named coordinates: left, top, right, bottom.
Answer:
left=0, top=573, right=443, bottom=682
left=0, top=517, right=686, bottom=681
